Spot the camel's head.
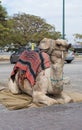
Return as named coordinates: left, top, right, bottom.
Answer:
left=39, top=38, right=71, bottom=65
left=39, top=38, right=71, bottom=54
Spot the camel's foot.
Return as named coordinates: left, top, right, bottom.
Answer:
left=28, top=103, right=39, bottom=108
left=56, top=97, right=73, bottom=104
left=64, top=97, right=73, bottom=103
left=45, top=98, right=58, bottom=106
left=61, top=92, right=73, bottom=103
left=33, top=91, right=58, bottom=106
left=56, top=98, right=64, bottom=104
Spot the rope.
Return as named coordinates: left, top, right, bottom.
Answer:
left=50, top=77, right=63, bottom=83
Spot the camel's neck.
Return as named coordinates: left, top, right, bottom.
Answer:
left=49, top=50, right=65, bottom=81
left=50, top=59, right=64, bottom=81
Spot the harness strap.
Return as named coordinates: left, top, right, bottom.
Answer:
left=50, top=77, right=63, bottom=82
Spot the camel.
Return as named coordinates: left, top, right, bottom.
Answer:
left=8, top=38, right=72, bottom=106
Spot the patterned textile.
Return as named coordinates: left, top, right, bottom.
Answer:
left=11, top=50, right=50, bottom=86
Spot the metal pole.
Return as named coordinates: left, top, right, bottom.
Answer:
left=62, top=0, right=65, bottom=39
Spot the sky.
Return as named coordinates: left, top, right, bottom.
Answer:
left=1, top=0, right=82, bottom=43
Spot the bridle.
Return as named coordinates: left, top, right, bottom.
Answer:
left=50, top=77, right=63, bottom=83
left=39, top=48, right=67, bottom=83
left=48, top=49, right=67, bottom=83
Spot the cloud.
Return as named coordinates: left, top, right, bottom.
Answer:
left=2, top=0, right=82, bottom=43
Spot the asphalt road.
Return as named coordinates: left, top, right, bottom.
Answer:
left=0, top=58, right=82, bottom=130
left=0, top=61, right=14, bottom=86
left=64, top=58, right=82, bottom=92
left=0, top=103, right=82, bottom=130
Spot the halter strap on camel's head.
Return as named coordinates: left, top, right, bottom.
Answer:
left=38, top=38, right=71, bottom=54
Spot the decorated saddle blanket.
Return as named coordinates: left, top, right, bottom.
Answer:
left=11, top=50, right=50, bottom=86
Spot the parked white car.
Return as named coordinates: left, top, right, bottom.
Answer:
left=65, top=50, right=75, bottom=63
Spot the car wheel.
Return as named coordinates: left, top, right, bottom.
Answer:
left=10, top=57, right=14, bottom=64
left=10, top=60, right=13, bottom=64
left=66, top=60, right=72, bottom=63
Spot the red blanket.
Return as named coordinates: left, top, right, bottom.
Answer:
left=11, top=50, right=50, bottom=86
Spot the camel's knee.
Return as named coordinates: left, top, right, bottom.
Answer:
left=33, top=91, right=48, bottom=103
left=8, top=78, right=21, bottom=94
left=18, top=79, right=33, bottom=96
left=32, top=91, right=58, bottom=105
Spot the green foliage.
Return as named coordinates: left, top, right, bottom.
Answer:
left=74, top=33, right=82, bottom=39
left=8, top=13, right=61, bottom=46
left=0, top=2, right=61, bottom=47
left=0, top=1, right=10, bottom=47
left=0, top=2, right=8, bottom=26
left=73, top=33, right=82, bottom=45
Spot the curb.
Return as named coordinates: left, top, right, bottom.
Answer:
left=0, top=60, right=10, bottom=64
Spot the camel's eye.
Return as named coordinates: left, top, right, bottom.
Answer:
left=56, top=43, right=61, bottom=47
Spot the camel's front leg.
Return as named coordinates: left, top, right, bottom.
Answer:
left=33, top=71, right=58, bottom=106
left=33, top=91, right=58, bottom=106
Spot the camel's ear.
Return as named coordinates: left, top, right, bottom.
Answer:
left=38, top=38, right=51, bottom=50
